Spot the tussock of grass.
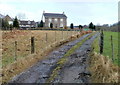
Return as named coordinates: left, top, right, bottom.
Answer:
left=89, top=52, right=119, bottom=83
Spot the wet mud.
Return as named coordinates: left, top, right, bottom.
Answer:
left=8, top=33, right=99, bottom=83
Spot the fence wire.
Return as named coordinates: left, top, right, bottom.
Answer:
left=2, top=30, right=80, bottom=67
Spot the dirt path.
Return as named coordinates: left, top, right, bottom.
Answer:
left=8, top=32, right=99, bottom=83
left=53, top=33, right=99, bottom=83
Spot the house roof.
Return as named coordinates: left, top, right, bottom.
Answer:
left=43, top=13, right=67, bottom=18
left=20, top=20, right=36, bottom=25
left=4, top=15, right=13, bottom=21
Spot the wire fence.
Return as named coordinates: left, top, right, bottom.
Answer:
left=2, top=30, right=81, bottom=67
left=98, top=30, right=119, bottom=65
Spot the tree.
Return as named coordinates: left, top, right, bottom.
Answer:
left=93, top=25, right=96, bottom=31
left=50, top=23, right=53, bottom=28
left=1, top=19, right=9, bottom=30
left=4, top=19, right=9, bottom=28
left=9, top=24, right=13, bottom=30
left=2, top=19, right=5, bottom=28
left=39, top=20, right=44, bottom=27
left=13, top=17, right=19, bottom=28
left=70, top=23, right=74, bottom=29
left=89, top=22, right=94, bottom=30
left=79, top=25, right=83, bottom=29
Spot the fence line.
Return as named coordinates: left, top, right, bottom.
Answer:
left=2, top=30, right=81, bottom=67
left=99, top=31, right=118, bottom=63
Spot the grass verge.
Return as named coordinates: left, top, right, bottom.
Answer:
left=89, top=32, right=120, bottom=83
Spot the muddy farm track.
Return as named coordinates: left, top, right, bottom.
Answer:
left=8, top=32, right=99, bottom=84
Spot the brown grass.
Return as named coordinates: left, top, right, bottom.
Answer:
left=89, top=52, right=120, bottom=83
left=2, top=30, right=80, bottom=67
left=1, top=30, right=92, bottom=84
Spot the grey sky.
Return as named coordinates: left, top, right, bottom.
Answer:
left=0, top=0, right=118, bottom=26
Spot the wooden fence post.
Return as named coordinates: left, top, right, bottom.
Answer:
left=71, top=30, right=72, bottom=36
left=31, top=37, right=35, bottom=54
left=62, top=30, right=63, bottom=40
left=111, top=35, right=114, bottom=62
left=14, top=41, right=17, bottom=61
left=67, top=31, right=68, bottom=38
left=46, top=33, right=48, bottom=42
left=100, top=30, right=104, bottom=54
left=55, top=31, right=56, bottom=42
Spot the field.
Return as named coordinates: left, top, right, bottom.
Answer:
left=1, top=30, right=93, bottom=83
left=93, top=31, right=119, bottom=65
left=2, top=30, right=80, bottom=67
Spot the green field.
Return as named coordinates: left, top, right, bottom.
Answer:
left=93, top=31, right=119, bottom=66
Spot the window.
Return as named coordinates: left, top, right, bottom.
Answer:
left=60, top=19, right=63, bottom=22
left=49, top=18, right=52, bottom=22
left=54, top=18, right=57, bottom=22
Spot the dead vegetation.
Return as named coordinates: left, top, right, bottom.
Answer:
left=1, top=30, right=92, bottom=84
left=89, top=52, right=120, bottom=83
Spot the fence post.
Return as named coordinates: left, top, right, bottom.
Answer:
left=62, top=30, right=64, bottom=39
left=55, top=31, right=56, bottom=42
left=31, top=37, right=35, bottom=54
left=67, top=31, right=68, bottom=38
left=111, top=35, right=114, bottom=62
left=100, top=30, right=104, bottom=54
left=62, top=30, right=63, bottom=40
left=14, top=41, right=17, bottom=61
left=74, top=29, right=76, bottom=35
left=46, top=33, right=48, bottom=42
left=71, top=30, right=73, bottom=36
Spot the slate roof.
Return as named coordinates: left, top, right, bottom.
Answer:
left=20, top=20, right=36, bottom=25
left=43, top=13, right=67, bottom=18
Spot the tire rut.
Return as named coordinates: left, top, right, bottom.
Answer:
left=52, top=33, right=99, bottom=83
left=8, top=33, right=92, bottom=83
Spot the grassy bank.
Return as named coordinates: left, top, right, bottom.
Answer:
left=89, top=31, right=119, bottom=83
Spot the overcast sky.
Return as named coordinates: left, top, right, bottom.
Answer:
left=0, top=0, right=119, bottom=26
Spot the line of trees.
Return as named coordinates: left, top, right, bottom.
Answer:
left=69, top=22, right=96, bottom=30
